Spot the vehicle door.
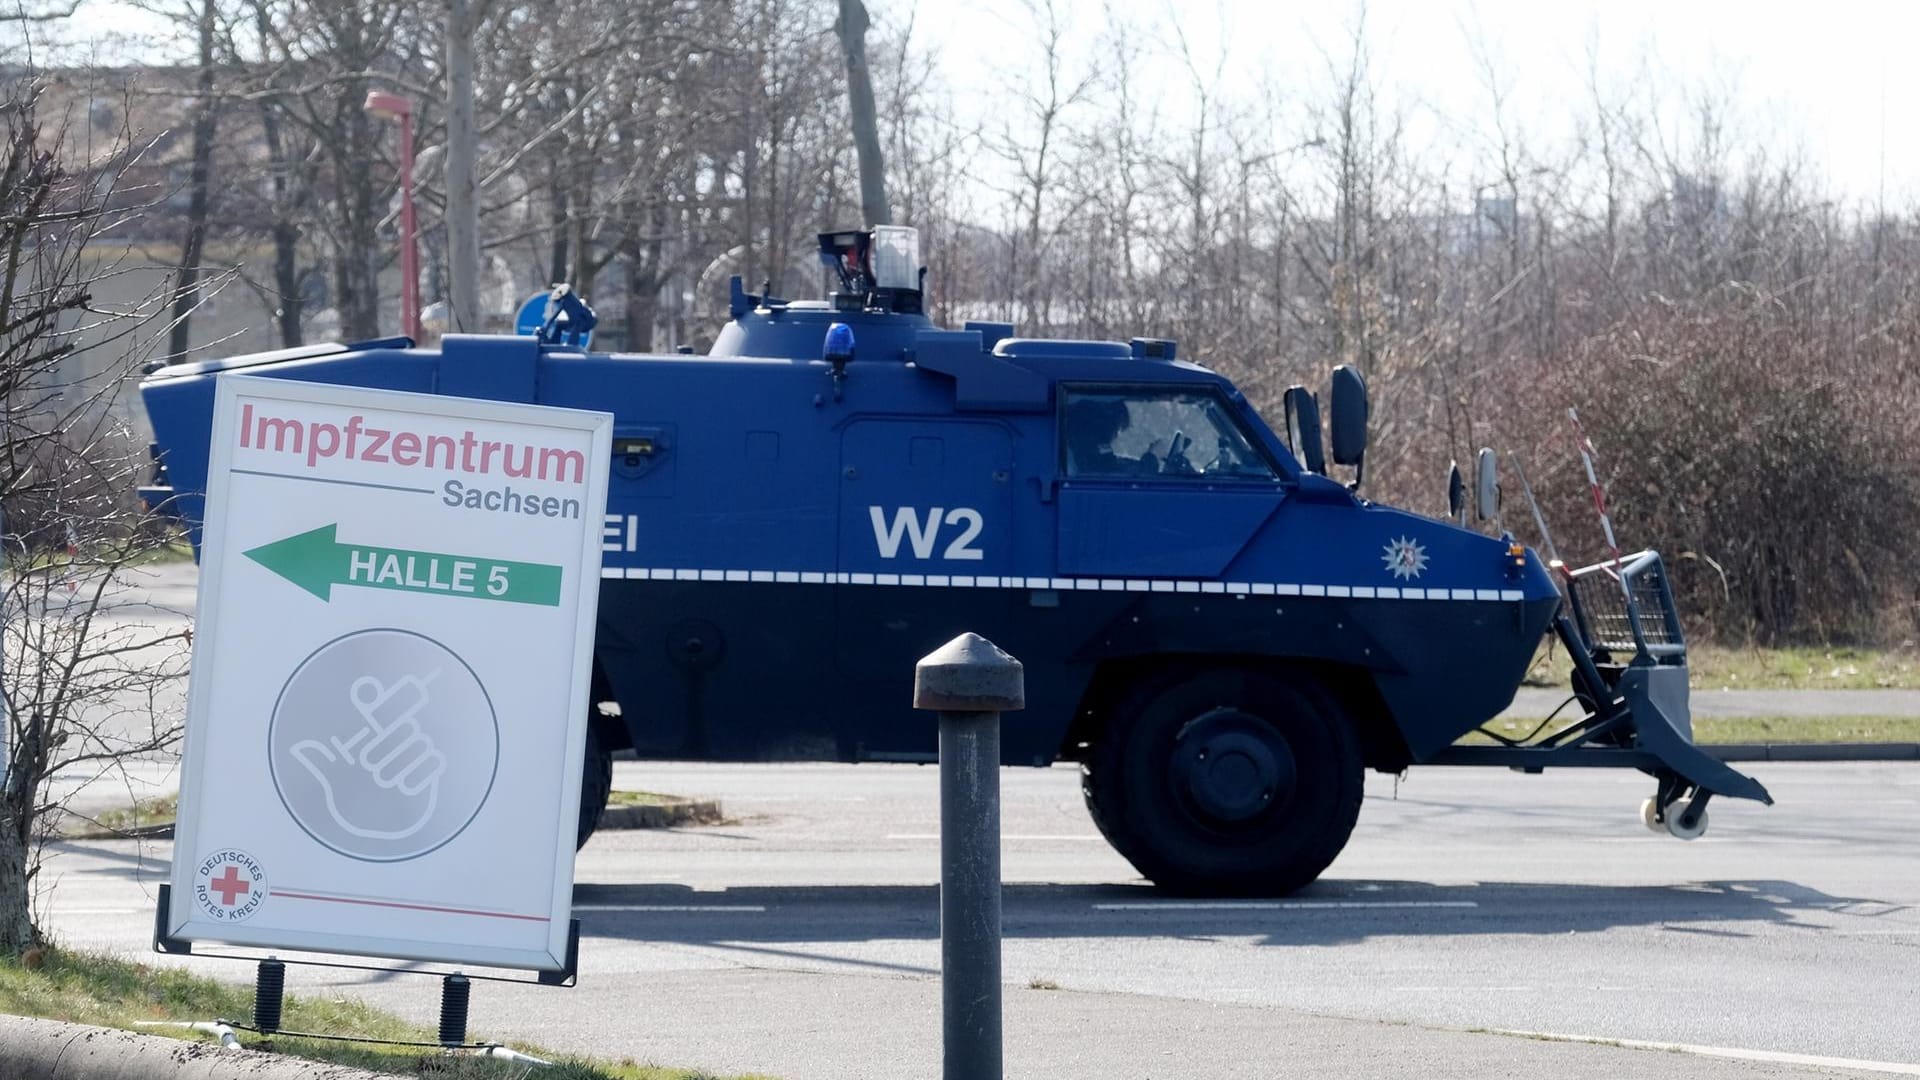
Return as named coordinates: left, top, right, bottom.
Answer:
left=1055, top=385, right=1284, bottom=578
left=834, top=419, right=1018, bottom=691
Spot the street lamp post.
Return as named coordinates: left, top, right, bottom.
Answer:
left=363, top=91, right=421, bottom=341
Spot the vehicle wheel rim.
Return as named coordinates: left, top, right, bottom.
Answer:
left=1171, top=707, right=1297, bottom=827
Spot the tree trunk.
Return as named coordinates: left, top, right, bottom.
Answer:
left=569, top=194, right=597, bottom=301
left=547, top=172, right=569, bottom=285
left=258, top=110, right=303, bottom=346
left=272, top=222, right=303, bottom=347
left=764, top=113, right=784, bottom=289
left=0, top=804, right=36, bottom=952
left=623, top=210, right=664, bottom=351
left=253, top=4, right=302, bottom=347
left=835, top=0, right=890, bottom=227
left=166, top=0, right=220, bottom=362
left=625, top=258, right=658, bottom=352
left=565, top=148, right=592, bottom=294
left=341, top=98, right=382, bottom=340
left=740, top=106, right=757, bottom=290
left=445, top=0, right=481, bottom=332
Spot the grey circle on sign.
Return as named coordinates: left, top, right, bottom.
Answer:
left=268, top=628, right=499, bottom=862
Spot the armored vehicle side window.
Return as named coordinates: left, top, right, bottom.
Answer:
left=1062, top=389, right=1275, bottom=480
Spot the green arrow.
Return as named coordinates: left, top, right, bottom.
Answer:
left=243, top=524, right=562, bottom=606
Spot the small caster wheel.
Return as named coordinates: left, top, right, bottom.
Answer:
left=1665, top=798, right=1708, bottom=840
left=1639, top=797, right=1664, bottom=833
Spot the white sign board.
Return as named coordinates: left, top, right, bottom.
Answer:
left=168, top=375, right=612, bottom=972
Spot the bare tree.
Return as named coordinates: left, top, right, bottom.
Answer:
left=444, top=0, right=482, bottom=331
left=164, top=0, right=221, bottom=360
left=241, top=0, right=440, bottom=339
left=992, top=0, right=1094, bottom=327
left=18, top=0, right=1910, bottom=643
left=0, top=79, right=190, bottom=951
left=0, top=1, right=81, bottom=23
left=835, top=0, right=889, bottom=226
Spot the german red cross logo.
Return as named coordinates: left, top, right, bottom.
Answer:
left=211, top=866, right=250, bottom=906
left=194, top=849, right=268, bottom=922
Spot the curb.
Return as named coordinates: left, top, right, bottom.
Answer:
left=47, top=805, right=176, bottom=842
left=57, top=795, right=725, bottom=840
left=1708, top=742, right=1920, bottom=762
left=56, top=822, right=176, bottom=841
left=600, top=796, right=724, bottom=830
left=0, top=1014, right=390, bottom=1079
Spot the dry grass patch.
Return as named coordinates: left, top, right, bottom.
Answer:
left=0, top=947, right=766, bottom=1079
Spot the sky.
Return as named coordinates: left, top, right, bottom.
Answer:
left=45, top=0, right=1920, bottom=206
left=906, top=0, right=1920, bottom=206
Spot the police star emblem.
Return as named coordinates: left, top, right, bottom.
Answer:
left=1382, top=536, right=1429, bottom=581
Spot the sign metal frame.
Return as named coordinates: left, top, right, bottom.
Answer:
left=167, top=374, right=611, bottom=972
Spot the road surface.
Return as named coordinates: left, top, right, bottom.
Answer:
left=37, top=759, right=1920, bottom=1079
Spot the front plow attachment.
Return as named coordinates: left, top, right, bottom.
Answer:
left=1432, top=551, right=1771, bottom=838
left=1618, top=664, right=1771, bottom=805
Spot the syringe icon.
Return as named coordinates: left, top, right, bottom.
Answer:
left=286, top=665, right=451, bottom=844
left=334, top=669, right=448, bottom=796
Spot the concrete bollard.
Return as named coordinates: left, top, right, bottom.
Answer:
left=914, top=633, right=1024, bottom=1080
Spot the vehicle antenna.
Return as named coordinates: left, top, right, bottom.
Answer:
left=1506, top=451, right=1562, bottom=569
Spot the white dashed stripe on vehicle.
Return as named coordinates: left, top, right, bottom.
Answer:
left=601, top=566, right=1528, bottom=602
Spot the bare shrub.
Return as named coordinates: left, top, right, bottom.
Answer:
left=1495, top=293, right=1920, bottom=644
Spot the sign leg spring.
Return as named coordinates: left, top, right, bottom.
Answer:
left=438, top=974, right=471, bottom=1046
left=252, top=958, right=285, bottom=1034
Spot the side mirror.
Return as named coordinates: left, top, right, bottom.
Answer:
left=1329, top=365, right=1369, bottom=467
left=1447, top=461, right=1465, bottom=523
left=1475, top=448, right=1500, bottom=522
left=1283, top=386, right=1325, bottom=474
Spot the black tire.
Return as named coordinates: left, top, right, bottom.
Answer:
left=576, top=723, right=613, bottom=850
left=1082, top=666, right=1364, bottom=896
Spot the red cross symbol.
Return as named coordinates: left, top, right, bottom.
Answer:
left=210, top=866, right=250, bottom=906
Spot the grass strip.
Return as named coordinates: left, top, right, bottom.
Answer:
left=69, top=791, right=705, bottom=838
left=6, top=538, right=197, bottom=572
left=0, top=947, right=763, bottom=1079
left=606, top=790, right=679, bottom=808
left=1525, top=644, right=1920, bottom=690
left=1471, top=715, right=1920, bottom=746
left=56, top=795, right=179, bottom=841
left=92, top=794, right=178, bottom=833
left=1690, top=715, right=1920, bottom=745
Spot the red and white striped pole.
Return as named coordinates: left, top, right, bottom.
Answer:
left=1567, top=408, right=1629, bottom=596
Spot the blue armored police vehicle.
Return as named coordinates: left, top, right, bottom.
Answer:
left=140, top=225, right=1770, bottom=895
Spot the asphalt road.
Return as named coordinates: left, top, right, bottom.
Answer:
left=27, top=561, right=194, bottom=823
left=24, top=562, right=1920, bottom=1076
left=37, top=759, right=1920, bottom=1079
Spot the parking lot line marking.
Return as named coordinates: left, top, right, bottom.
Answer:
left=574, top=904, right=766, bottom=913
left=885, top=833, right=1104, bottom=841
left=1484, top=1028, right=1920, bottom=1076
left=724, top=795, right=867, bottom=803
left=1589, top=836, right=1840, bottom=845
left=1387, top=985, right=1636, bottom=993
left=1093, top=901, right=1478, bottom=911
left=1391, top=985, right=1537, bottom=992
